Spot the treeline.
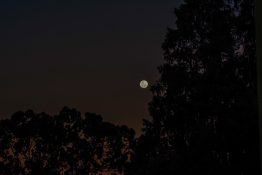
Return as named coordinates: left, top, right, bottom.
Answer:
left=0, top=107, right=135, bottom=174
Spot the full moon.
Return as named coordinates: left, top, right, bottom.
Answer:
left=140, top=80, right=148, bottom=89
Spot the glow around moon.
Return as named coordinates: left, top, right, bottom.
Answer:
left=140, top=80, right=148, bottom=89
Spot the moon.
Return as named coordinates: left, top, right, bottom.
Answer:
left=140, top=80, right=148, bottom=89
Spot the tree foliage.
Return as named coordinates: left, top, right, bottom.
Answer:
left=0, top=107, right=135, bottom=175
left=130, top=0, right=259, bottom=174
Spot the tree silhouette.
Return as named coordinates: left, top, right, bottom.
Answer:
left=129, top=0, right=259, bottom=175
left=0, top=107, right=135, bottom=174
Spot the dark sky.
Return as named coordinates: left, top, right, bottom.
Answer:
left=0, top=0, right=181, bottom=134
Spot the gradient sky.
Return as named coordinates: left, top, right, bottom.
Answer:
left=0, top=0, right=181, bottom=134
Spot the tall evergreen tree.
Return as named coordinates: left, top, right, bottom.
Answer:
left=130, top=0, right=259, bottom=174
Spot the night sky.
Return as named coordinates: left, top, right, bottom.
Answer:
left=0, top=0, right=181, bottom=134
